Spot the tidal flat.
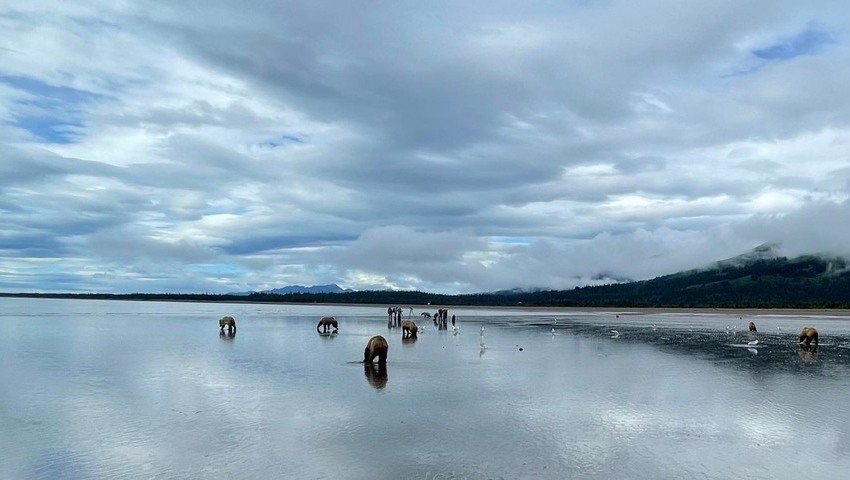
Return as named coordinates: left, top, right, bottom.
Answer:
left=2, top=298, right=850, bottom=479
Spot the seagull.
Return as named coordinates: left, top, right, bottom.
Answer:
left=551, top=327, right=555, bottom=335
left=748, top=339, right=759, bottom=346
left=610, top=330, right=620, bottom=338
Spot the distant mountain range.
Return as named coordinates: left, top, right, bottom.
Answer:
left=224, top=245, right=850, bottom=308
left=7, top=245, right=850, bottom=308
left=543, top=243, right=850, bottom=308
left=228, top=283, right=348, bottom=296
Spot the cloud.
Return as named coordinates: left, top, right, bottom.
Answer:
left=1, top=1, right=850, bottom=294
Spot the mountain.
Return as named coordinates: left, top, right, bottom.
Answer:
left=222, top=247, right=850, bottom=308
left=712, top=242, right=782, bottom=268
left=266, top=284, right=347, bottom=295
left=11, top=247, right=850, bottom=308
left=226, top=283, right=348, bottom=296
left=549, top=246, right=850, bottom=308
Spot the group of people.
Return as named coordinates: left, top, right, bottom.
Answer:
left=386, top=306, right=411, bottom=328
left=429, top=308, right=455, bottom=330
left=386, top=306, right=457, bottom=331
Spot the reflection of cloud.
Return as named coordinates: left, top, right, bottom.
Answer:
left=598, top=406, right=658, bottom=438
left=736, top=413, right=795, bottom=447
left=7, top=306, right=850, bottom=477
left=47, top=330, right=359, bottom=478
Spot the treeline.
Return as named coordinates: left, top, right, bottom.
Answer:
left=4, top=255, right=850, bottom=308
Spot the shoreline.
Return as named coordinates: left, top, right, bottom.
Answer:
left=430, top=305, right=850, bottom=317
left=6, top=294, right=850, bottom=317
left=113, top=299, right=850, bottom=317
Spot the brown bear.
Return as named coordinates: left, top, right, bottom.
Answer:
left=316, top=316, right=339, bottom=334
left=401, top=320, right=418, bottom=339
left=219, top=316, right=236, bottom=333
left=799, top=327, right=819, bottom=346
left=364, top=335, right=388, bottom=364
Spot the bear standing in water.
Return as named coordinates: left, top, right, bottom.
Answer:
left=401, top=320, right=418, bottom=339
left=316, top=316, right=338, bottom=334
left=364, top=335, right=388, bottom=364
left=219, top=316, right=236, bottom=334
left=799, top=327, right=818, bottom=346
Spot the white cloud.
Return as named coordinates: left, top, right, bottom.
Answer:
left=1, top=1, right=850, bottom=293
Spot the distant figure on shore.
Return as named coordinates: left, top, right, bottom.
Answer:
left=748, top=321, right=757, bottom=333
left=219, top=316, right=236, bottom=334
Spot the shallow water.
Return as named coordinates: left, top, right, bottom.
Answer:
left=2, top=298, right=850, bottom=479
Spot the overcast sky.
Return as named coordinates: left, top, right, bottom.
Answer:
left=2, top=1, right=850, bottom=294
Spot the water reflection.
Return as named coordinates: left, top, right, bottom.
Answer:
left=401, top=336, right=417, bottom=347
left=4, top=298, right=850, bottom=479
left=364, top=363, right=388, bottom=389
left=798, top=345, right=818, bottom=364
left=219, top=330, right=236, bottom=342
left=521, top=316, right=850, bottom=376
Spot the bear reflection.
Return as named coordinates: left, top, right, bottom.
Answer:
left=219, top=330, right=236, bottom=342
left=798, top=345, right=818, bottom=364
left=364, top=363, right=388, bottom=389
left=402, top=336, right=417, bottom=347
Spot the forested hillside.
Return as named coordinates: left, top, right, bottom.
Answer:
left=5, top=254, right=850, bottom=308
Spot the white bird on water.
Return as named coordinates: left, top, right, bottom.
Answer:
left=748, top=339, right=759, bottom=346
left=610, top=330, right=620, bottom=338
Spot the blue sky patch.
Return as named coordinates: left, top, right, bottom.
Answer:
left=1, top=75, right=100, bottom=144
left=752, top=26, right=834, bottom=61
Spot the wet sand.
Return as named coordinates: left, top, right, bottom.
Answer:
left=401, top=304, right=850, bottom=317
